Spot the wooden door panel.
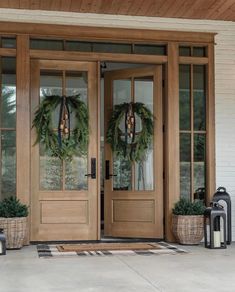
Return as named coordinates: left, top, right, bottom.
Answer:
left=113, top=199, right=155, bottom=222
left=40, top=201, right=88, bottom=224
left=104, top=66, right=163, bottom=238
left=30, top=60, right=99, bottom=241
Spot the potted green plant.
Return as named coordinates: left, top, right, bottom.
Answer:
left=0, top=196, right=29, bottom=249
left=172, top=198, right=206, bottom=245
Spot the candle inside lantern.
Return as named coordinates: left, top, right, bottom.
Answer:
left=214, top=231, right=221, bottom=248
left=214, top=216, right=221, bottom=248
left=220, top=217, right=224, bottom=243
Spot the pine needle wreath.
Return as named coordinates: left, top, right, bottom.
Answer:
left=106, top=102, right=154, bottom=162
left=32, top=95, right=89, bottom=160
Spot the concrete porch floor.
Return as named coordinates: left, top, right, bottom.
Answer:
left=0, top=244, right=234, bottom=292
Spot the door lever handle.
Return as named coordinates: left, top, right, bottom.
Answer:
left=85, top=158, right=96, bottom=179
left=105, top=160, right=117, bottom=180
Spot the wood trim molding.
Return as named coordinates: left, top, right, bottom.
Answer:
left=165, top=42, right=180, bottom=242
left=0, top=48, right=16, bottom=56
left=206, top=43, right=216, bottom=204
left=179, top=56, right=208, bottom=65
left=16, top=35, right=30, bottom=244
left=30, top=50, right=168, bottom=64
left=0, top=21, right=216, bottom=44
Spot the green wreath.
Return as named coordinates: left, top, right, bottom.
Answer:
left=106, top=102, right=154, bottom=162
left=32, top=95, right=89, bottom=160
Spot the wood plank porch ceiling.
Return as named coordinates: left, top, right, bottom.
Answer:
left=1, top=0, right=235, bottom=22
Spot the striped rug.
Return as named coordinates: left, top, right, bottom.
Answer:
left=37, top=242, right=187, bottom=258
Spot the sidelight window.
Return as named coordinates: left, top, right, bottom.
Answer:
left=179, top=64, right=207, bottom=201
left=0, top=57, right=16, bottom=200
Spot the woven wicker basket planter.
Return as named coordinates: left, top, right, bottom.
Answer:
left=0, top=217, right=27, bottom=249
left=172, top=214, right=204, bottom=245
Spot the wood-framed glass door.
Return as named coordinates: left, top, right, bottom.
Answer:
left=30, top=60, right=99, bottom=241
left=104, top=66, right=163, bottom=238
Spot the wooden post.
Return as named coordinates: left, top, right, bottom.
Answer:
left=165, top=42, right=180, bottom=242
left=16, top=35, right=30, bottom=244
left=206, top=43, right=216, bottom=204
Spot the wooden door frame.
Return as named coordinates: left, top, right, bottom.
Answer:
left=2, top=25, right=214, bottom=242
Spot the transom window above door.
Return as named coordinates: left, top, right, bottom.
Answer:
left=30, top=38, right=167, bottom=55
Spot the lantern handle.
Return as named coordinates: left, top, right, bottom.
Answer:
left=217, top=186, right=226, bottom=192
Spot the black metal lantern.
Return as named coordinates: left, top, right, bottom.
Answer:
left=0, top=228, right=6, bottom=255
left=212, top=187, right=232, bottom=244
left=204, top=202, right=227, bottom=249
left=194, top=187, right=205, bottom=204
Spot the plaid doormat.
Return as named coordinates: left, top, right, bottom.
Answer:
left=37, top=242, right=187, bottom=258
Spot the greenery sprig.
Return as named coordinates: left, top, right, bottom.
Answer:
left=172, top=198, right=206, bottom=216
left=32, top=95, right=89, bottom=160
left=106, top=102, right=154, bottom=162
left=0, top=196, right=29, bottom=218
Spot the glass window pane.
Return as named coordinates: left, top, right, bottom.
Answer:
left=134, top=76, right=153, bottom=110
left=193, top=47, right=206, bottom=57
left=194, top=134, right=206, bottom=192
left=0, top=131, right=16, bottom=200
left=180, top=133, right=191, bottom=200
left=0, top=57, right=16, bottom=201
left=40, top=71, right=63, bottom=129
left=1, top=57, right=16, bottom=73
left=112, top=79, right=132, bottom=190
left=65, top=157, right=88, bottom=190
left=39, top=71, right=63, bottom=190
left=93, top=42, right=132, bottom=54
left=194, top=65, right=206, bottom=130
left=113, top=79, right=131, bottom=133
left=66, top=41, right=92, bottom=52
left=179, top=46, right=191, bottom=56
left=30, top=39, right=64, bottom=50
left=135, top=147, right=153, bottom=191
left=134, top=44, right=166, bottom=55
left=113, top=79, right=131, bottom=106
left=1, top=37, right=16, bottom=49
left=40, top=146, right=62, bottom=190
left=65, top=71, right=87, bottom=103
left=134, top=76, right=154, bottom=190
left=179, top=65, right=191, bottom=130
left=113, top=155, right=132, bottom=191
left=65, top=71, right=88, bottom=190
left=1, top=57, right=16, bottom=129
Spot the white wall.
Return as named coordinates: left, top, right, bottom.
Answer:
left=0, top=9, right=235, bottom=239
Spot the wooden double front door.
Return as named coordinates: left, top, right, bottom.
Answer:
left=30, top=60, right=163, bottom=241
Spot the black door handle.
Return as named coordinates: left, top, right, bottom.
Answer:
left=85, top=158, right=96, bottom=179
left=105, top=160, right=117, bottom=180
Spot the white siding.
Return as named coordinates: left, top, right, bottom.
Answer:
left=0, top=9, right=235, bottom=239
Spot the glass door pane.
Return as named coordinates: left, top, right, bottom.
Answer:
left=39, top=70, right=89, bottom=191
left=39, top=71, right=63, bottom=190
left=111, top=76, right=154, bottom=191
left=134, top=76, right=154, bottom=191
left=65, top=71, right=88, bottom=190
left=112, top=79, right=132, bottom=191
